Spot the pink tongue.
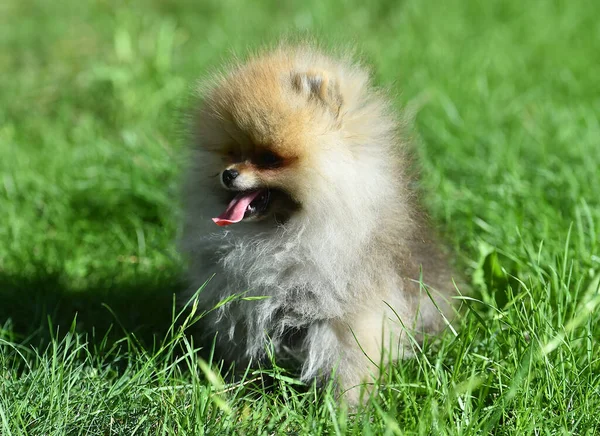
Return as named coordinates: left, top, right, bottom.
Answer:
left=212, top=190, right=263, bottom=227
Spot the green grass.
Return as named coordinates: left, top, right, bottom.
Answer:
left=1, top=0, right=599, bottom=433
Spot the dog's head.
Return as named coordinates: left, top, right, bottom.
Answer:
left=190, top=47, right=400, bottom=230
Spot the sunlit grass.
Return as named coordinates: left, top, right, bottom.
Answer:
left=1, top=0, right=599, bottom=433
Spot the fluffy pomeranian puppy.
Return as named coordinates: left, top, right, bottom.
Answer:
left=181, top=44, right=457, bottom=403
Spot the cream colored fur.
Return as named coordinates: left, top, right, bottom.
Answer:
left=180, top=44, right=457, bottom=403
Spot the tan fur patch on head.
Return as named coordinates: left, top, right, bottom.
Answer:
left=200, top=47, right=360, bottom=166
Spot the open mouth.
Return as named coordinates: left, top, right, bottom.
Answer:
left=212, top=189, right=271, bottom=227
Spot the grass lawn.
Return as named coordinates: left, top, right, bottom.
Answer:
left=1, top=0, right=599, bottom=433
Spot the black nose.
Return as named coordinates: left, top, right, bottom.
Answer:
left=221, top=169, right=239, bottom=187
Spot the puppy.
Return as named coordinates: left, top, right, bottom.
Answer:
left=181, top=44, right=457, bottom=403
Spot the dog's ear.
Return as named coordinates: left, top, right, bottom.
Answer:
left=292, top=71, right=343, bottom=116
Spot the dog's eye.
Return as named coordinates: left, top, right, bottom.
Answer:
left=255, top=151, right=282, bottom=168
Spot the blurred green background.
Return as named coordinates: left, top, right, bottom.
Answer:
left=1, top=0, right=598, bottom=339
left=1, top=0, right=600, bottom=433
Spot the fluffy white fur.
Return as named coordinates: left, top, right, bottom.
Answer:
left=180, top=44, right=457, bottom=402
